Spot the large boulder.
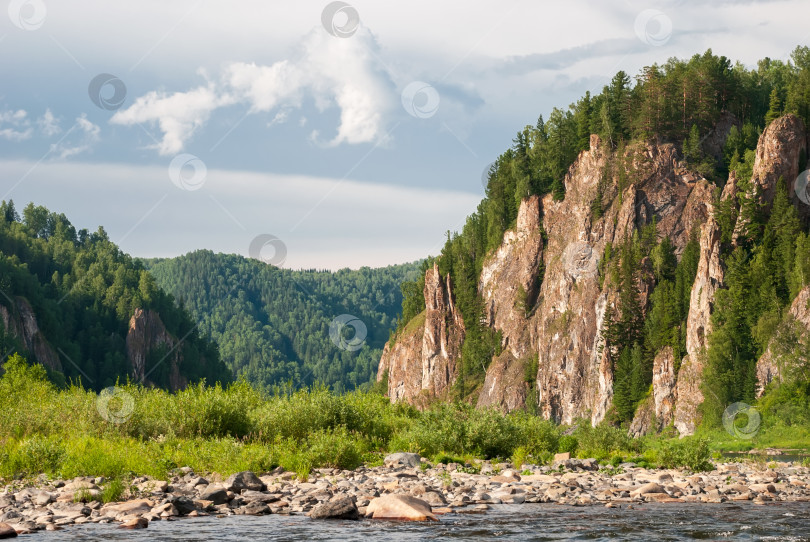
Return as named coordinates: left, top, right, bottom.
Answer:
left=199, top=487, right=229, bottom=505
left=0, top=523, right=16, bottom=539
left=225, top=471, right=266, bottom=493
left=383, top=453, right=421, bottom=468
left=309, top=497, right=359, bottom=520
left=366, top=495, right=437, bottom=521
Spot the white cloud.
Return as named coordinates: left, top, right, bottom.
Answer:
left=38, top=109, right=61, bottom=137
left=111, top=83, right=231, bottom=155
left=49, top=115, right=101, bottom=159
left=111, top=28, right=395, bottom=155
left=0, top=109, right=33, bottom=141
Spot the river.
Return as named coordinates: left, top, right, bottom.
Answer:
left=30, top=502, right=810, bottom=541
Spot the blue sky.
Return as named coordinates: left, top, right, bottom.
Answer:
left=0, top=0, right=808, bottom=269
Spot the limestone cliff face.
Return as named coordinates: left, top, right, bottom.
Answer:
left=756, top=285, right=810, bottom=396
left=476, top=195, right=543, bottom=411
left=733, top=115, right=807, bottom=244
left=752, top=115, right=806, bottom=205
left=380, top=115, right=807, bottom=432
left=672, top=114, right=807, bottom=435
left=535, top=136, right=713, bottom=425
left=377, top=263, right=464, bottom=405
left=126, top=308, right=187, bottom=391
left=685, top=217, right=724, bottom=358
left=0, top=297, right=61, bottom=372
left=673, top=354, right=704, bottom=436
left=629, top=347, right=677, bottom=437
left=421, top=264, right=465, bottom=396
left=479, top=195, right=543, bottom=359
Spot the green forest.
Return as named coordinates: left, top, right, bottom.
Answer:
left=0, top=201, right=231, bottom=390
left=146, top=252, right=419, bottom=393
left=394, top=47, right=810, bottom=427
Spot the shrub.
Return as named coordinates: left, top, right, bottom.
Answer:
left=558, top=435, right=578, bottom=455
left=573, top=423, right=636, bottom=459
left=655, top=437, right=713, bottom=471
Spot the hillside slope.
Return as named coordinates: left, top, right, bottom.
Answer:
left=0, top=202, right=231, bottom=390
left=147, top=251, right=420, bottom=392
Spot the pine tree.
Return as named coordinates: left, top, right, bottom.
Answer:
left=764, top=88, right=783, bottom=125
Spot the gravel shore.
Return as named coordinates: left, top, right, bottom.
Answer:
left=1, top=454, right=808, bottom=535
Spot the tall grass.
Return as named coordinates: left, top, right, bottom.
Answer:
left=0, top=354, right=721, bottom=479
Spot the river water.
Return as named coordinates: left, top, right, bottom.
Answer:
left=32, top=502, right=810, bottom=541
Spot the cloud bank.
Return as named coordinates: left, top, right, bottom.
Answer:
left=111, top=28, right=396, bottom=155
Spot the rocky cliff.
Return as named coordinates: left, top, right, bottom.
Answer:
left=126, top=308, right=188, bottom=391
left=756, top=285, right=810, bottom=396
left=380, top=115, right=808, bottom=433
left=377, top=263, right=464, bottom=405
left=0, top=296, right=62, bottom=373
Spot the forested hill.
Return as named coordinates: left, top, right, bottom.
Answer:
left=0, top=202, right=231, bottom=390
left=146, top=251, right=420, bottom=393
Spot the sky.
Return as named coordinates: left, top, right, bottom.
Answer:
left=0, top=0, right=808, bottom=269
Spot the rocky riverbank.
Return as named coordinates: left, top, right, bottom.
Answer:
left=1, top=454, right=809, bottom=536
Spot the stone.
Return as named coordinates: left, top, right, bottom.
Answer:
left=554, top=452, right=571, bottom=462
left=169, top=496, right=196, bottom=516
left=241, top=501, right=270, bottom=516
left=0, top=523, right=16, bottom=539
left=225, top=471, right=266, bottom=493
left=384, top=453, right=422, bottom=468
left=101, top=499, right=153, bottom=519
left=309, top=497, right=359, bottom=520
left=199, top=487, right=229, bottom=505
left=630, top=483, right=666, bottom=497
left=119, top=517, right=148, bottom=529
left=366, top=495, right=437, bottom=521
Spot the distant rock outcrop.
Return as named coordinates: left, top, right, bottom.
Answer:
left=126, top=308, right=187, bottom=391
left=0, top=296, right=61, bottom=372
left=377, top=263, right=464, bottom=405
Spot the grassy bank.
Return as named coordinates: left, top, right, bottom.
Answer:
left=0, top=355, right=806, bottom=484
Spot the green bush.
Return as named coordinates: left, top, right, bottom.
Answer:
left=655, top=437, right=713, bottom=471
left=573, top=423, right=636, bottom=459
left=558, top=435, right=579, bottom=455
